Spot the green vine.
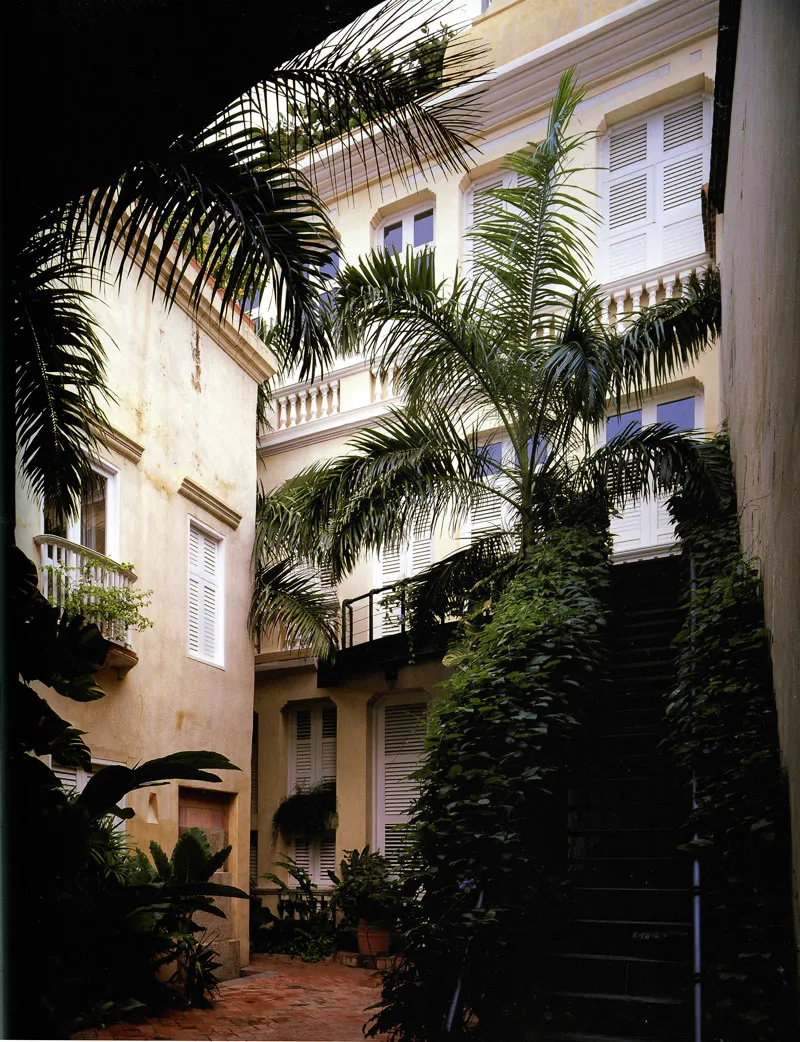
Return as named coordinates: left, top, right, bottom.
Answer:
left=272, top=780, right=337, bottom=840
left=44, top=558, right=153, bottom=646
left=367, top=526, right=611, bottom=1040
left=664, top=432, right=797, bottom=1039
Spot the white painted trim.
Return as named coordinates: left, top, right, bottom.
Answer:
left=178, top=478, right=243, bottom=531
left=187, top=515, right=226, bottom=670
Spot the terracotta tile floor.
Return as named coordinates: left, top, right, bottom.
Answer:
left=73, top=955, right=386, bottom=1041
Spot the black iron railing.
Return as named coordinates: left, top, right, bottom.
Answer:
left=340, top=582, right=407, bottom=648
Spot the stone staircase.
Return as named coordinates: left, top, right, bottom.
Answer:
left=548, top=556, right=694, bottom=1041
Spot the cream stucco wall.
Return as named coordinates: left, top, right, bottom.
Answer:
left=16, top=256, right=275, bottom=962
left=253, top=0, right=724, bottom=882
left=715, top=0, right=800, bottom=936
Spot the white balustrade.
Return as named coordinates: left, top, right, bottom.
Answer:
left=370, top=363, right=401, bottom=402
left=33, top=535, right=138, bottom=646
left=599, top=261, right=704, bottom=330
left=273, top=378, right=342, bottom=429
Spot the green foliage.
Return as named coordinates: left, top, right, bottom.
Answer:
left=329, top=847, right=408, bottom=927
left=368, top=526, right=611, bottom=1040
left=44, top=557, right=154, bottom=645
left=252, top=857, right=336, bottom=962
left=272, top=780, right=338, bottom=839
left=8, top=546, right=246, bottom=1037
left=664, top=434, right=797, bottom=1039
left=262, top=25, right=456, bottom=163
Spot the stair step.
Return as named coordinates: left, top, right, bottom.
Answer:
left=563, top=919, right=691, bottom=961
left=549, top=990, right=691, bottom=1039
left=552, top=952, right=689, bottom=999
left=568, top=886, right=691, bottom=923
left=569, top=856, right=689, bottom=888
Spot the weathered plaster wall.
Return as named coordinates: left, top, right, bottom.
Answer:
left=15, top=265, right=274, bottom=961
left=716, top=0, right=800, bottom=932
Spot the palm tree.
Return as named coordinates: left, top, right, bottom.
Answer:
left=11, top=0, right=484, bottom=525
left=252, top=69, right=724, bottom=655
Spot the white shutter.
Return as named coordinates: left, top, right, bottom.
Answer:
left=293, top=837, right=312, bottom=874
left=318, top=837, right=337, bottom=883
left=320, top=707, right=337, bottom=783
left=188, top=523, right=222, bottom=665
left=470, top=489, right=504, bottom=538
left=379, top=541, right=405, bottom=636
left=52, top=763, right=79, bottom=790
left=610, top=499, right=646, bottom=553
left=294, top=710, right=313, bottom=789
left=378, top=702, right=427, bottom=873
left=410, top=511, right=433, bottom=575
left=603, top=96, right=709, bottom=279
left=468, top=177, right=503, bottom=270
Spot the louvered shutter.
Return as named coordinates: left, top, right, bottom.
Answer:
left=468, top=178, right=503, bottom=270
left=659, top=99, right=706, bottom=263
left=250, top=834, right=259, bottom=881
left=379, top=703, right=427, bottom=874
left=318, top=837, right=337, bottom=882
left=188, top=523, right=222, bottom=664
left=52, top=763, right=79, bottom=791
left=293, top=837, right=312, bottom=875
left=469, top=489, right=504, bottom=538
left=410, top=511, right=433, bottom=575
left=604, top=98, right=708, bottom=279
left=294, top=710, right=313, bottom=789
left=320, top=707, right=337, bottom=782
left=379, top=541, right=404, bottom=635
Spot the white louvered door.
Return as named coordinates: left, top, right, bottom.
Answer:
left=467, top=177, right=503, bottom=272
left=376, top=701, right=428, bottom=873
left=188, top=522, right=223, bottom=666
left=603, top=96, right=710, bottom=280
left=377, top=511, right=434, bottom=637
left=291, top=705, right=337, bottom=885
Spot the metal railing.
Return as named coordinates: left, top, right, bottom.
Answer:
left=340, top=582, right=408, bottom=648
left=33, top=535, right=138, bottom=646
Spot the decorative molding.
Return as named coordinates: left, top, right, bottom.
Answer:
left=178, top=478, right=243, bottom=530
left=93, top=422, right=145, bottom=464
left=309, top=0, right=719, bottom=200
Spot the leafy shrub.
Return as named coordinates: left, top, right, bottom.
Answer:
left=44, top=556, right=153, bottom=645
left=664, top=434, right=797, bottom=1039
left=252, top=856, right=335, bottom=962
left=367, top=526, right=611, bottom=1040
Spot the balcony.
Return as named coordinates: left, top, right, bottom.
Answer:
left=34, top=535, right=141, bottom=674
left=317, top=581, right=454, bottom=686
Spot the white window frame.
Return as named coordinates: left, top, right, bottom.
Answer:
left=463, top=169, right=531, bottom=271
left=372, top=692, right=431, bottom=873
left=598, top=93, right=712, bottom=281
left=287, top=703, right=337, bottom=887
left=601, top=389, right=705, bottom=558
left=187, top=516, right=225, bottom=669
left=461, top=432, right=523, bottom=544
left=42, top=458, right=120, bottom=561
left=375, top=204, right=435, bottom=255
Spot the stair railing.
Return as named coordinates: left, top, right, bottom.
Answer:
left=445, top=888, right=485, bottom=1035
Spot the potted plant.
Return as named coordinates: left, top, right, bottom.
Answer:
left=272, top=780, right=337, bottom=840
left=329, top=846, right=405, bottom=956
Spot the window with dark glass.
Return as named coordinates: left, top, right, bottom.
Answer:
left=656, top=397, right=695, bottom=432
left=413, top=209, right=434, bottom=248
left=80, top=476, right=107, bottom=554
left=383, top=221, right=403, bottom=253
left=606, top=409, right=643, bottom=440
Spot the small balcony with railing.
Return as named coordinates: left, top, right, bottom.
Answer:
left=34, top=535, right=145, bottom=675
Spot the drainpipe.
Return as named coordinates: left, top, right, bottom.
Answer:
left=689, top=554, right=702, bottom=1042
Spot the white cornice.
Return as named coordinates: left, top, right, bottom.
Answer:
left=94, top=421, right=144, bottom=464
left=312, top=0, right=718, bottom=201
left=258, top=397, right=398, bottom=458
left=178, top=478, right=243, bottom=530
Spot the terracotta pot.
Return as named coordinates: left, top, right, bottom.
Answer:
left=356, top=918, right=391, bottom=956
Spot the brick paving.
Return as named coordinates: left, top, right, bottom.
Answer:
left=73, top=955, right=386, bottom=1041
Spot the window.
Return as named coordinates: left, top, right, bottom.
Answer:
left=605, top=394, right=701, bottom=554
left=319, top=249, right=340, bottom=315
left=188, top=519, right=224, bottom=667
left=601, top=96, right=711, bottom=280
left=464, top=169, right=532, bottom=271
left=379, top=206, right=435, bottom=254
left=290, top=705, right=337, bottom=886
left=48, top=757, right=128, bottom=830
left=282, top=561, right=337, bottom=650
left=463, top=433, right=540, bottom=541
left=374, top=697, right=428, bottom=873
left=376, top=511, right=434, bottom=635
left=43, top=460, right=120, bottom=560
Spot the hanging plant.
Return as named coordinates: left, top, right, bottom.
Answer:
left=272, top=780, right=337, bottom=840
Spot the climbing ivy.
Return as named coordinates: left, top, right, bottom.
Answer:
left=665, top=433, right=797, bottom=1040
left=367, top=526, right=611, bottom=1041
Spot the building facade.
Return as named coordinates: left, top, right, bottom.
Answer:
left=15, top=248, right=276, bottom=974
left=253, top=0, right=722, bottom=891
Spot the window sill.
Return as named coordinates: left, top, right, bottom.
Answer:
left=188, top=651, right=226, bottom=671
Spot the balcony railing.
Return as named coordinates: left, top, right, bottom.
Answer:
left=34, top=535, right=138, bottom=648
left=341, top=583, right=406, bottom=648
left=275, top=379, right=340, bottom=429
left=598, top=255, right=709, bottom=328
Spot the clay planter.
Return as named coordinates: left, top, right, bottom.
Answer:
left=356, top=919, right=391, bottom=956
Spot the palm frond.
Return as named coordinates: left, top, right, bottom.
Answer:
left=61, top=132, right=339, bottom=379
left=576, top=422, right=726, bottom=510
left=13, top=226, right=114, bottom=519
left=408, top=532, right=518, bottom=626
left=612, top=266, right=721, bottom=401
left=249, top=559, right=339, bottom=661
left=238, top=0, right=486, bottom=196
